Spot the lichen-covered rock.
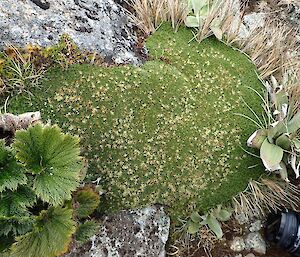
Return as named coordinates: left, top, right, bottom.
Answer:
left=66, top=206, right=170, bottom=257
left=229, top=0, right=266, bottom=40
left=245, top=232, right=266, bottom=254
left=239, top=13, right=266, bottom=39
left=0, top=0, right=140, bottom=64
left=249, top=220, right=262, bottom=233
left=281, top=3, right=300, bottom=27
left=230, top=237, right=246, bottom=252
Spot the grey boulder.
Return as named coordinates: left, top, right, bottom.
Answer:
left=0, top=0, right=141, bottom=64
left=66, top=205, right=170, bottom=257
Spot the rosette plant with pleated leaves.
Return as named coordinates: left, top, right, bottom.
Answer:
left=247, top=76, right=300, bottom=181
left=0, top=123, right=100, bottom=257
left=13, top=123, right=82, bottom=206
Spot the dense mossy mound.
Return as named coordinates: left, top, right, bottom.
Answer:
left=9, top=24, right=264, bottom=218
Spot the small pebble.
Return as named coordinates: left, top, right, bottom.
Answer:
left=235, top=213, right=249, bottom=225
left=230, top=237, right=245, bottom=252
left=245, top=232, right=266, bottom=254
left=249, top=220, right=262, bottom=232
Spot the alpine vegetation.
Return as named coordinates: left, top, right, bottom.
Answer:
left=0, top=123, right=100, bottom=257
left=9, top=24, right=264, bottom=219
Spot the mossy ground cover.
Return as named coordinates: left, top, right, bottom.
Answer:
left=8, top=24, right=264, bottom=219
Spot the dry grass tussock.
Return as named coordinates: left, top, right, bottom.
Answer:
left=289, top=82, right=300, bottom=115
left=129, top=0, right=299, bottom=82
left=233, top=179, right=300, bottom=219
left=191, top=0, right=244, bottom=44
left=128, top=0, right=241, bottom=41
left=240, top=18, right=300, bottom=80
left=128, top=0, right=188, bottom=34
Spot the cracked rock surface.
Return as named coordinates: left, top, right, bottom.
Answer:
left=0, top=0, right=141, bottom=64
left=66, top=205, right=170, bottom=257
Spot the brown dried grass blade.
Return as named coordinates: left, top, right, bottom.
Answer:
left=233, top=179, right=300, bottom=219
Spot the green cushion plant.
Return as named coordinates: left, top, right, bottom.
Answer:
left=9, top=23, right=264, bottom=219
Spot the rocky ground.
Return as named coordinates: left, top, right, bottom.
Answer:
left=1, top=0, right=299, bottom=257
left=0, top=0, right=141, bottom=64
left=187, top=217, right=291, bottom=257
left=64, top=206, right=170, bottom=257
left=246, top=0, right=300, bottom=28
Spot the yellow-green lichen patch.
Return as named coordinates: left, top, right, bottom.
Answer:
left=9, top=24, right=264, bottom=219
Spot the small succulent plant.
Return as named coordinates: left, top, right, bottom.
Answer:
left=187, top=205, right=232, bottom=238
left=247, top=76, right=300, bottom=181
left=185, top=0, right=223, bottom=39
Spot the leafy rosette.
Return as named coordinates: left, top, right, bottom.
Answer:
left=13, top=124, right=83, bottom=205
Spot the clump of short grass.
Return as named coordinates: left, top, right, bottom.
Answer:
left=0, top=45, right=44, bottom=95
left=8, top=24, right=264, bottom=219
left=240, top=18, right=300, bottom=80
left=0, top=36, right=102, bottom=96
left=128, top=0, right=188, bottom=34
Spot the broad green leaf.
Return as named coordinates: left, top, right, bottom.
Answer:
left=0, top=187, right=36, bottom=217
left=14, top=124, right=82, bottom=174
left=260, top=138, right=283, bottom=171
left=185, top=16, right=200, bottom=27
left=247, top=129, right=267, bottom=149
left=190, top=212, right=202, bottom=223
left=190, top=0, right=208, bottom=14
left=279, top=162, right=289, bottom=182
left=75, top=220, right=99, bottom=244
left=0, top=187, right=36, bottom=236
left=13, top=124, right=83, bottom=205
left=287, top=112, right=300, bottom=134
left=187, top=220, right=201, bottom=234
left=0, top=158, right=27, bottom=193
left=274, top=91, right=288, bottom=113
left=11, top=206, right=76, bottom=257
left=0, top=217, right=33, bottom=237
left=268, top=120, right=287, bottom=142
left=213, top=206, right=232, bottom=222
left=75, top=188, right=100, bottom=219
left=275, top=134, right=290, bottom=150
left=206, top=214, right=223, bottom=239
left=0, top=136, right=26, bottom=194
left=199, top=4, right=210, bottom=17
left=33, top=164, right=81, bottom=206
